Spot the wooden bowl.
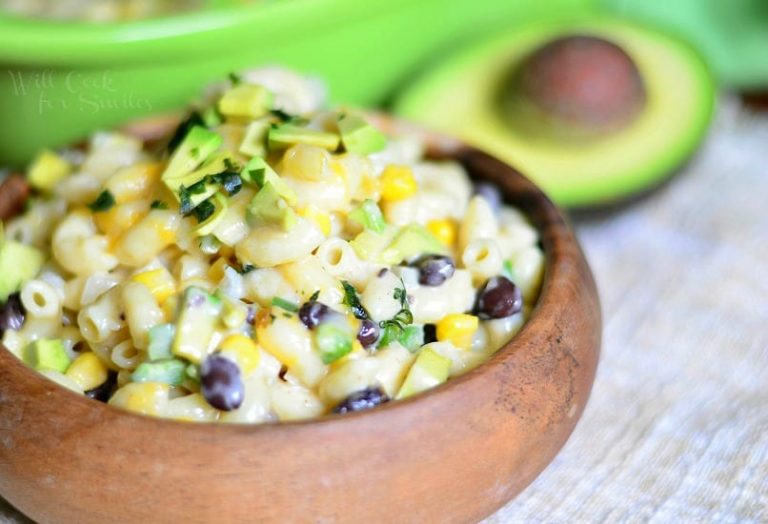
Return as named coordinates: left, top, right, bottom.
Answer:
left=0, top=126, right=601, bottom=523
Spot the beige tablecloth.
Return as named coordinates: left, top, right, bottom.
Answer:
left=2, top=98, right=767, bottom=523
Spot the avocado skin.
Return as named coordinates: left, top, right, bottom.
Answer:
left=395, top=18, right=716, bottom=207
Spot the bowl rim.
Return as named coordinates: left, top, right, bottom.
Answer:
left=0, top=0, right=412, bottom=65
left=0, top=133, right=576, bottom=436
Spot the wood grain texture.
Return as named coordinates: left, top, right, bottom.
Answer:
left=0, top=143, right=600, bottom=524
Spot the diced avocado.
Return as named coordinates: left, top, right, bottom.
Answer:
left=239, top=119, right=271, bottom=158
left=161, top=126, right=222, bottom=192
left=381, top=224, right=447, bottom=264
left=186, top=363, right=200, bottom=382
left=201, top=106, right=223, bottom=128
left=242, top=156, right=297, bottom=206
left=349, top=226, right=399, bottom=264
left=246, top=182, right=297, bottom=231
left=193, top=193, right=228, bottom=237
left=378, top=324, right=423, bottom=351
left=338, top=114, right=387, bottom=155
left=314, top=323, right=354, bottom=365
left=268, top=123, right=340, bottom=152
left=396, top=348, right=451, bottom=400
left=218, top=294, right=248, bottom=329
left=377, top=324, right=400, bottom=348
left=175, top=153, right=233, bottom=209
left=131, top=358, right=187, bottom=386
left=218, top=84, right=273, bottom=119
left=22, top=339, right=70, bottom=373
left=348, top=199, right=386, bottom=233
left=27, top=149, right=71, bottom=191
left=0, top=225, right=45, bottom=303
left=172, top=286, right=223, bottom=363
left=147, top=323, right=175, bottom=361
left=398, top=325, right=424, bottom=352
left=351, top=225, right=444, bottom=266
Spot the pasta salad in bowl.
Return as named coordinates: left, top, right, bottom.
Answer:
left=0, top=70, right=599, bottom=524
left=0, top=71, right=545, bottom=423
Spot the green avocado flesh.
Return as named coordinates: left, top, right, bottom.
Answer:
left=395, top=18, right=716, bottom=207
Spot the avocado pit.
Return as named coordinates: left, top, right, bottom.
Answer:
left=502, top=34, right=647, bottom=140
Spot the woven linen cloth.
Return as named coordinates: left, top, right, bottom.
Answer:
left=1, top=98, right=766, bottom=523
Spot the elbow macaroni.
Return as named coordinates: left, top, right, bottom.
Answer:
left=1, top=70, right=545, bottom=424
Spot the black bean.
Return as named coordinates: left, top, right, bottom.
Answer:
left=474, top=276, right=523, bottom=319
left=201, top=355, right=244, bottom=411
left=0, top=293, right=25, bottom=336
left=473, top=182, right=502, bottom=214
left=414, top=255, right=456, bottom=287
left=423, top=324, right=437, bottom=344
left=298, top=300, right=330, bottom=330
left=333, top=387, right=389, bottom=414
left=357, top=319, right=380, bottom=348
left=85, top=371, right=117, bottom=403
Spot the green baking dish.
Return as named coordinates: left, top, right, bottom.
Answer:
left=0, top=0, right=591, bottom=167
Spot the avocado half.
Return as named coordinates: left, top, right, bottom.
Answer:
left=394, top=18, right=716, bottom=207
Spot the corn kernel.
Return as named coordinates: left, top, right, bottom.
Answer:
left=153, top=217, right=178, bottom=244
left=108, top=382, right=169, bottom=416
left=427, top=219, right=458, bottom=247
left=360, top=175, right=382, bottom=201
left=220, top=334, right=261, bottom=376
left=436, top=314, right=479, bottom=350
left=132, top=268, right=176, bottom=304
left=221, top=297, right=249, bottom=329
left=255, top=318, right=299, bottom=368
left=27, top=150, right=71, bottom=192
left=297, top=205, right=332, bottom=236
left=65, top=352, right=108, bottom=391
left=380, top=165, right=417, bottom=201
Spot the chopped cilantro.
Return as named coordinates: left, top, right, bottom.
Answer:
left=248, top=165, right=267, bottom=187
left=377, top=279, right=414, bottom=339
left=150, top=200, right=168, bottom=210
left=167, top=112, right=205, bottom=152
left=503, top=260, right=516, bottom=282
left=341, top=280, right=369, bottom=320
left=186, top=178, right=208, bottom=195
left=235, top=264, right=256, bottom=275
left=308, top=290, right=321, bottom=302
left=88, top=190, right=115, bottom=213
left=228, top=72, right=242, bottom=85
left=272, top=297, right=299, bottom=313
left=270, top=109, right=294, bottom=122
left=207, top=171, right=242, bottom=196
left=179, top=186, right=193, bottom=215
left=191, top=199, right=215, bottom=223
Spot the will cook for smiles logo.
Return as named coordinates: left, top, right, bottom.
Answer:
left=7, top=69, right=152, bottom=114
